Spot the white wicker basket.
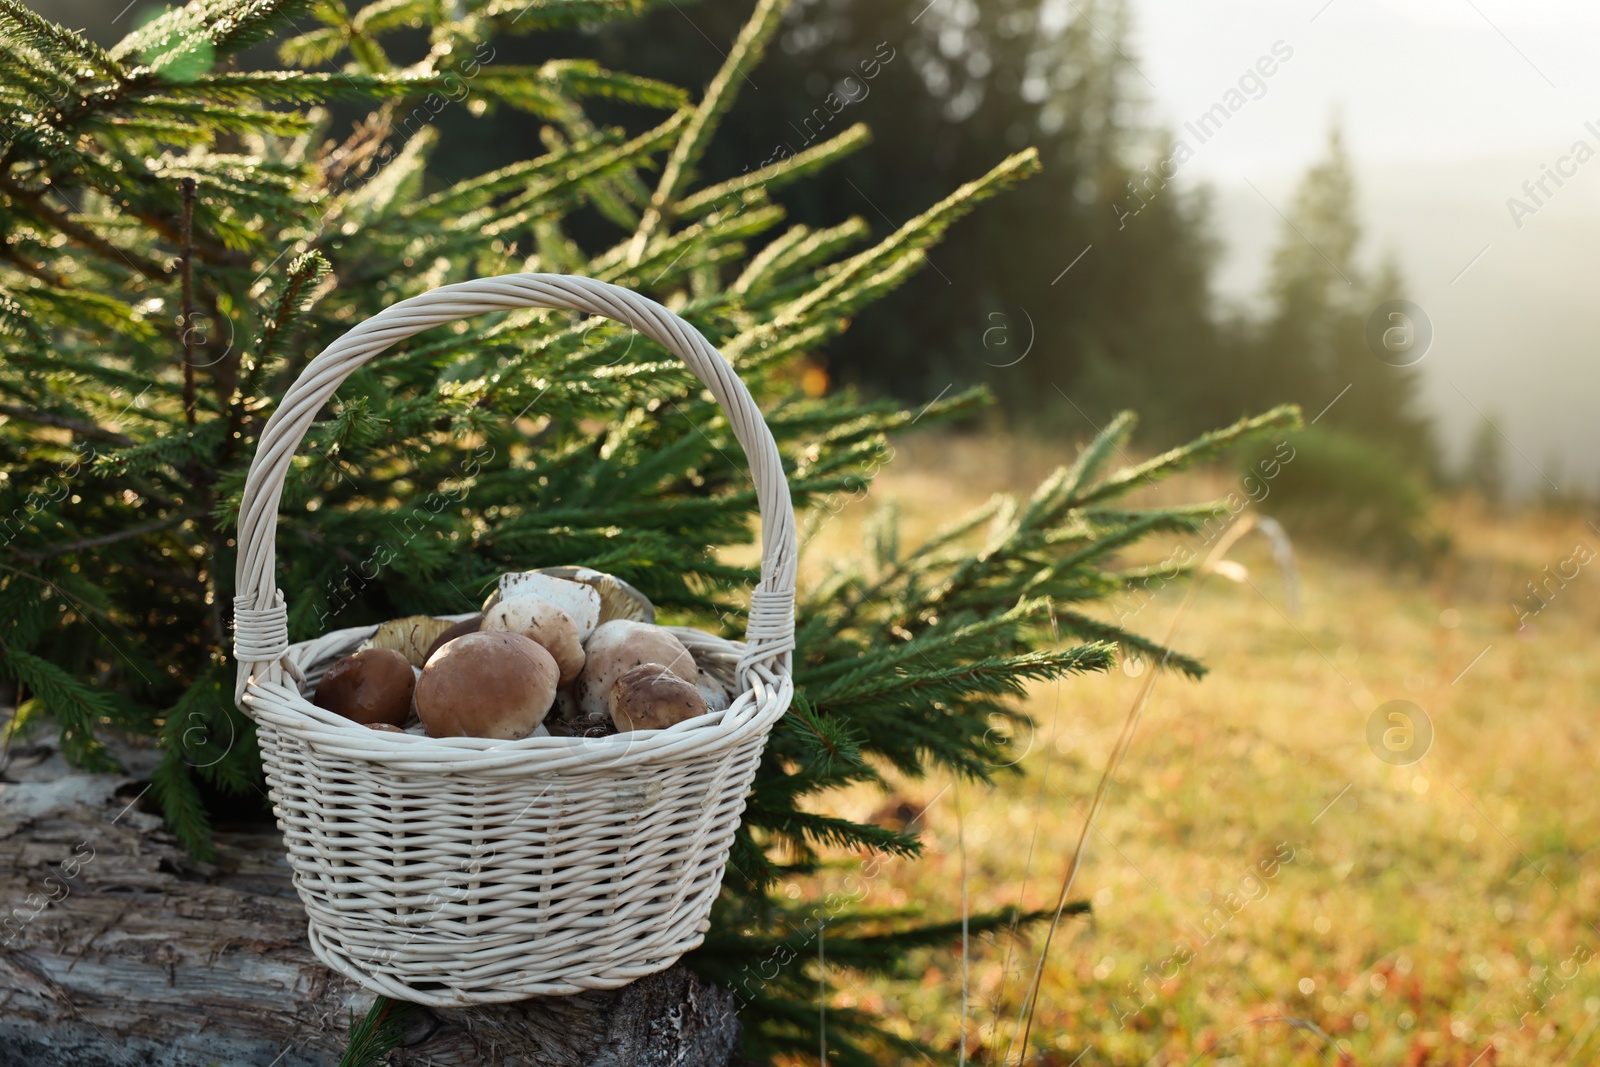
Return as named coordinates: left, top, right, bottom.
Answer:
left=231, top=274, right=796, bottom=1006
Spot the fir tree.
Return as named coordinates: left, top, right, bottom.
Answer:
left=1238, top=124, right=1433, bottom=465
left=1465, top=414, right=1508, bottom=508
left=0, top=0, right=1296, bottom=1060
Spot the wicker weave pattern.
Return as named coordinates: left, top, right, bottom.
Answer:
left=231, top=276, right=796, bottom=1005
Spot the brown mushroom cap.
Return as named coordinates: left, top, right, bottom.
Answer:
left=482, top=597, right=585, bottom=685
left=414, top=631, right=558, bottom=740
left=697, top=670, right=732, bottom=713
left=367, top=722, right=406, bottom=733
left=314, top=648, right=415, bottom=727
left=422, top=614, right=483, bottom=665
left=574, top=620, right=699, bottom=719
left=609, top=663, right=710, bottom=732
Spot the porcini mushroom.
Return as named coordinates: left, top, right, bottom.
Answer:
left=609, top=662, right=710, bottom=732
left=697, top=670, right=732, bottom=713
left=314, top=648, right=415, bottom=727
left=483, top=572, right=601, bottom=638
left=422, top=614, right=483, bottom=665
left=574, top=619, right=698, bottom=719
left=360, top=615, right=456, bottom=667
left=414, top=631, right=558, bottom=740
left=537, top=566, right=655, bottom=625
left=482, top=596, right=585, bottom=685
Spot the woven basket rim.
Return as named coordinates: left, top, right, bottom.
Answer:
left=247, top=620, right=792, bottom=776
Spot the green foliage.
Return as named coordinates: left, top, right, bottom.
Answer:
left=1241, top=426, right=1443, bottom=566
left=0, top=0, right=1292, bottom=1059
left=337, top=996, right=415, bottom=1067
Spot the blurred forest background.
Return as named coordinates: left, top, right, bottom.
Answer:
left=46, top=0, right=1490, bottom=559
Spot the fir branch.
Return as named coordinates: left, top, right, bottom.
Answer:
left=1049, top=607, right=1207, bottom=680
left=0, top=647, right=120, bottom=771
left=1069, top=404, right=1303, bottom=507
left=744, top=805, right=923, bottom=858
left=773, top=148, right=1041, bottom=329
left=0, top=178, right=170, bottom=281
left=351, top=0, right=429, bottom=36
left=782, top=693, right=867, bottom=778
left=0, top=402, right=133, bottom=445
left=111, top=0, right=317, bottom=66
left=819, top=644, right=1114, bottom=708
left=409, top=129, right=622, bottom=215
left=276, top=25, right=344, bottom=68
left=480, top=0, right=657, bottom=31
left=0, top=0, right=124, bottom=80
left=675, top=122, right=872, bottom=220
left=12, top=508, right=204, bottom=563
left=96, top=99, right=313, bottom=137
left=253, top=251, right=330, bottom=374
left=627, top=0, right=788, bottom=262
left=338, top=996, right=414, bottom=1067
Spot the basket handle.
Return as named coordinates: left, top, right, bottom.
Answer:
left=232, top=274, right=797, bottom=702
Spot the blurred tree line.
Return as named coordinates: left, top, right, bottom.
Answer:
left=543, top=0, right=1430, bottom=461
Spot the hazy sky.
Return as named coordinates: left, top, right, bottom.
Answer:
left=1128, top=0, right=1600, bottom=181
left=1126, top=0, right=1600, bottom=491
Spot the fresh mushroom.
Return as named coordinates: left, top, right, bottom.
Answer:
left=314, top=648, right=415, bottom=727
left=482, top=596, right=585, bottom=685
left=697, top=670, right=732, bottom=713
left=574, top=619, right=698, bottom=719
left=609, top=663, right=710, bottom=732
left=414, top=631, right=558, bottom=740
left=483, top=572, right=601, bottom=639
left=537, top=566, right=655, bottom=625
left=359, top=615, right=457, bottom=667
left=422, top=614, right=482, bottom=665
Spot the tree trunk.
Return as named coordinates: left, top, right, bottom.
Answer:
left=0, top=749, right=742, bottom=1067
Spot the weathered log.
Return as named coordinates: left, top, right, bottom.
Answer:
left=0, top=747, right=742, bottom=1066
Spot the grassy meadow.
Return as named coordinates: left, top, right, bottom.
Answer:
left=788, top=431, right=1600, bottom=1066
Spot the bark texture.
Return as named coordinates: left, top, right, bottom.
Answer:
left=0, top=749, right=742, bottom=1067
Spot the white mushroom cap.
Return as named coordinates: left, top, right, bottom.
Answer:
left=575, top=619, right=698, bottom=719
left=537, top=566, right=655, bottom=625
left=609, top=663, right=710, bottom=732
left=488, top=572, right=601, bottom=639
left=483, top=595, right=586, bottom=685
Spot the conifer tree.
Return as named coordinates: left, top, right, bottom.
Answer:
left=0, top=0, right=1296, bottom=1060
left=1240, top=125, right=1433, bottom=464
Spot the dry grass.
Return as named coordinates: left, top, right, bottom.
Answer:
left=786, top=431, right=1600, bottom=1066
